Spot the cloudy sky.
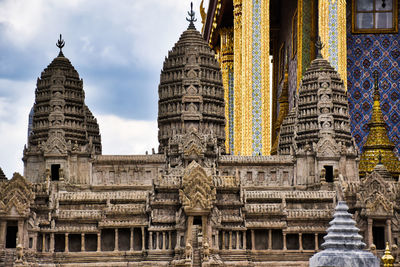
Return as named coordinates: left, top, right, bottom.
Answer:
left=0, top=0, right=207, bottom=177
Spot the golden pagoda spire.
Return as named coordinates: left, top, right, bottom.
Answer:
left=382, top=242, right=394, bottom=267
left=359, top=71, right=400, bottom=177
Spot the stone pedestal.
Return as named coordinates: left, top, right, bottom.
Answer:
left=309, top=201, right=379, bottom=267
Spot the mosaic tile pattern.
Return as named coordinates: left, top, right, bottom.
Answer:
left=252, top=0, right=262, bottom=155
left=228, top=69, right=235, bottom=153
left=329, top=0, right=339, bottom=70
left=347, top=3, right=400, bottom=154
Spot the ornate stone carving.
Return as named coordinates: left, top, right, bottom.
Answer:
left=179, top=161, right=216, bottom=213
left=0, top=173, right=34, bottom=216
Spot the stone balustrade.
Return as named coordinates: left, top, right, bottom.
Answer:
left=155, top=175, right=182, bottom=188
left=246, top=204, right=283, bottom=215
left=106, top=204, right=146, bottom=215
left=57, top=191, right=147, bottom=202
left=287, top=209, right=332, bottom=219
left=58, top=210, right=102, bottom=220
left=245, top=190, right=336, bottom=200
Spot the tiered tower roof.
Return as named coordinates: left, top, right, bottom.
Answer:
left=157, top=16, right=225, bottom=153
left=28, top=36, right=101, bottom=154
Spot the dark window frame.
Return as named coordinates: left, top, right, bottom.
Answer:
left=352, top=0, right=398, bottom=34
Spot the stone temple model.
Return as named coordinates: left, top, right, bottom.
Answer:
left=0, top=4, right=400, bottom=267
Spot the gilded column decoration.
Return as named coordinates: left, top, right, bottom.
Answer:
left=241, top=0, right=253, bottom=155
left=233, top=0, right=242, bottom=155
left=260, top=0, right=271, bottom=155
left=359, top=73, right=400, bottom=177
left=318, top=0, right=347, bottom=89
left=220, top=28, right=234, bottom=154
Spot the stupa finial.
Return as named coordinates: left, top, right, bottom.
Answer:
left=315, top=36, right=324, bottom=59
left=186, top=2, right=197, bottom=29
left=56, top=34, right=65, bottom=57
left=373, top=70, right=380, bottom=101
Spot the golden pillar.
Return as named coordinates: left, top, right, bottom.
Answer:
left=220, top=28, right=234, bottom=154
left=233, top=0, right=243, bottom=155
left=237, top=0, right=270, bottom=155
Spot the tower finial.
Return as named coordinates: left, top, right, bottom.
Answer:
left=56, top=34, right=65, bottom=57
left=315, top=36, right=324, bottom=59
left=186, top=2, right=197, bottom=29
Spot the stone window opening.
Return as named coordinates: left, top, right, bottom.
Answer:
left=85, top=234, right=97, bottom=251
left=193, top=216, right=202, bottom=226
left=51, top=164, right=60, bottom=181
left=324, top=165, right=334, bottom=183
left=272, top=230, right=283, bottom=250
left=286, top=233, right=299, bottom=250
left=373, top=225, right=385, bottom=249
left=5, top=221, right=18, bottom=248
left=302, top=234, right=315, bottom=250
left=68, top=234, right=81, bottom=252
left=101, top=229, right=115, bottom=251
left=54, top=234, right=65, bottom=252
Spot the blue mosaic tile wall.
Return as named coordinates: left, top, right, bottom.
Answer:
left=347, top=2, right=400, bottom=154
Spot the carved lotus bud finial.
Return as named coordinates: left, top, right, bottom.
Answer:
left=186, top=2, right=197, bottom=29
left=315, top=36, right=324, bottom=59
left=56, top=34, right=65, bottom=57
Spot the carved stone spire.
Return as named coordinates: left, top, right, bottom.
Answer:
left=359, top=71, right=400, bottom=177
left=26, top=37, right=102, bottom=156
left=158, top=12, right=225, bottom=158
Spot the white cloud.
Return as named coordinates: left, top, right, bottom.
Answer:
left=97, top=115, right=158, bottom=155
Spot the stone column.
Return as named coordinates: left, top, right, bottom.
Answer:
left=368, top=218, right=373, bottom=247
left=65, top=233, right=69, bottom=253
left=251, top=230, right=255, bottom=250
left=130, top=228, right=134, bottom=251
left=81, top=233, right=85, bottom=252
left=202, top=216, right=208, bottom=243
left=387, top=219, right=392, bottom=246
left=168, top=231, right=172, bottom=250
left=156, top=232, right=160, bottom=250
left=149, top=232, right=153, bottom=250
left=42, top=233, right=46, bottom=252
left=97, top=232, right=101, bottom=252
left=243, top=231, right=247, bottom=250
left=299, top=233, right=303, bottom=251
left=50, top=233, right=54, bottom=252
left=0, top=221, right=6, bottom=249
left=141, top=227, right=145, bottom=251
left=229, top=231, right=232, bottom=250
left=268, top=229, right=272, bottom=250
left=315, top=233, right=318, bottom=251
left=114, top=229, right=118, bottom=251
left=236, top=231, right=240, bottom=249
left=214, top=231, right=218, bottom=249
left=186, top=216, right=194, bottom=245
left=283, top=233, right=287, bottom=250
left=222, top=231, right=225, bottom=250
left=162, top=232, right=166, bottom=250
left=33, top=232, right=38, bottom=251
left=17, top=220, right=24, bottom=245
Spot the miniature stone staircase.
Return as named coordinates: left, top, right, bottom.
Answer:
left=192, top=225, right=201, bottom=267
